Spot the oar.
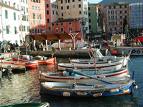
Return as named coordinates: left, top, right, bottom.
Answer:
left=66, top=69, right=113, bottom=84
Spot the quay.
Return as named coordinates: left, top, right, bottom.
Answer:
left=27, top=49, right=90, bottom=58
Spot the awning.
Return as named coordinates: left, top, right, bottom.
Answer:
left=28, top=33, right=81, bottom=41
left=134, top=36, right=143, bottom=42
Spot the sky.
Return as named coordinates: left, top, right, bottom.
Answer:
left=89, top=0, right=102, bottom=3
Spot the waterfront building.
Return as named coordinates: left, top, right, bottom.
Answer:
left=45, top=0, right=58, bottom=32
left=98, top=3, right=129, bottom=38
left=88, top=4, right=99, bottom=35
left=100, top=0, right=142, bottom=4
left=0, top=0, right=21, bottom=44
left=129, top=3, right=143, bottom=29
left=57, top=0, right=89, bottom=35
left=19, top=0, right=29, bottom=43
left=28, top=0, right=46, bottom=34
left=51, top=19, right=82, bottom=39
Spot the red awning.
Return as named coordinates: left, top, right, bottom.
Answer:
left=134, top=36, right=143, bottom=42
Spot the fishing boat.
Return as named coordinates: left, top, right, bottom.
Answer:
left=25, top=60, right=38, bottom=70
left=58, top=59, right=125, bottom=70
left=40, top=79, right=135, bottom=97
left=70, top=48, right=129, bottom=67
left=25, top=57, right=57, bottom=70
left=39, top=67, right=129, bottom=83
left=38, top=57, right=57, bottom=65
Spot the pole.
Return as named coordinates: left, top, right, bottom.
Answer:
left=69, top=32, right=78, bottom=50
left=46, top=40, right=48, bottom=51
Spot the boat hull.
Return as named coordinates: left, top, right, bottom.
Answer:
left=58, top=59, right=125, bottom=71
left=40, top=81, right=134, bottom=97
left=39, top=68, right=129, bottom=83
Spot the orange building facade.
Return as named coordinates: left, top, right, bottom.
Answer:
left=50, top=19, right=83, bottom=40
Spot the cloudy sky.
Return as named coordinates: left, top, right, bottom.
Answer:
left=89, top=0, right=102, bottom=3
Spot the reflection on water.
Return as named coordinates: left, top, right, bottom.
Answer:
left=0, top=71, right=40, bottom=106
left=0, top=57, right=143, bottom=107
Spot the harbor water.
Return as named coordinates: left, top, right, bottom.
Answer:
left=0, top=57, right=143, bottom=107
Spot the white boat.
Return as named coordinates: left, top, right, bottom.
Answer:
left=58, top=58, right=125, bottom=70
left=70, top=48, right=129, bottom=67
left=40, top=79, right=135, bottom=97
left=39, top=67, right=129, bottom=83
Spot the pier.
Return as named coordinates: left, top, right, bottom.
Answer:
left=27, top=49, right=90, bottom=58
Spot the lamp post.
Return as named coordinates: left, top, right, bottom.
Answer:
left=68, top=32, right=78, bottom=50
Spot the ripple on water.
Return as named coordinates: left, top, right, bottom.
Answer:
left=0, top=70, right=40, bottom=106
left=0, top=57, right=143, bottom=107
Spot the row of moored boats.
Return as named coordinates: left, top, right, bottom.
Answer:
left=39, top=49, right=138, bottom=97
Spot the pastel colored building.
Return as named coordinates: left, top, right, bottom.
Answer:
left=45, top=0, right=58, bottom=32
left=57, top=0, right=89, bottom=34
left=0, top=0, right=21, bottom=44
left=28, top=0, right=46, bottom=34
left=99, top=3, right=129, bottom=35
left=88, top=3, right=99, bottom=33
left=19, top=0, right=29, bottom=42
left=51, top=19, right=82, bottom=39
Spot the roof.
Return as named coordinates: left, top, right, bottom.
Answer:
left=28, top=33, right=80, bottom=41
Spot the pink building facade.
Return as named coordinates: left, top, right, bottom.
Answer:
left=28, top=0, right=46, bottom=34
left=45, top=0, right=58, bottom=32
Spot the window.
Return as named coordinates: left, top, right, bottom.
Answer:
left=33, top=13, right=36, bottom=19
left=89, top=19, right=91, bottom=23
left=6, top=26, right=9, bottom=34
left=67, top=6, right=69, bottom=9
left=47, top=10, right=49, bottom=14
left=14, top=12, right=16, bottom=20
left=5, top=10, right=8, bottom=19
left=14, top=27, right=17, bottom=34
left=79, top=4, right=81, bottom=8
left=46, top=4, right=49, bottom=8
left=61, top=28, right=64, bottom=32
left=47, top=19, right=49, bottom=23
left=61, top=0, right=63, bottom=4
left=31, top=0, right=40, bottom=3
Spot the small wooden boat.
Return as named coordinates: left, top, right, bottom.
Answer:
left=58, top=59, right=124, bottom=71
left=25, top=61, right=38, bottom=70
left=40, top=79, right=135, bottom=97
left=25, top=57, right=57, bottom=70
left=70, top=55, right=129, bottom=67
left=39, top=67, right=129, bottom=83
left=38, top=57, right=57, bottom=65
